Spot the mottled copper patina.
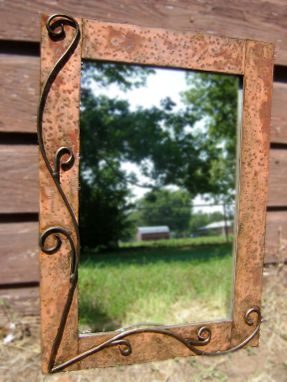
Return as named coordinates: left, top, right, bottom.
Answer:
left=39, top=14, right=274, bottom=373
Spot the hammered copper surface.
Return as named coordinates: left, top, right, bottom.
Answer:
left=39, top=15, right=82, bottom=373
left=39, top=15, right=274, bottom=373
left=82, top=19, right=245, bottom=74
left=79, top=321, right=231, bottom=369
left=231, top=41, right=274, bottom=346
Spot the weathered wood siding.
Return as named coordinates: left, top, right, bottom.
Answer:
left=1, top=1, right=287, bottom=317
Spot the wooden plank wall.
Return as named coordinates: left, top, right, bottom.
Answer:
left=1, top=1, right=287, bottom=317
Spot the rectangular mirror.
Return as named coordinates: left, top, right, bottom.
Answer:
left=38, top=15, right=273, bottom=373
left=78, top=62, right=241, bottom=333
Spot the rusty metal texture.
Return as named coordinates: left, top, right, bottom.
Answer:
left=39, top=14, right=82, bottom=373
left=82, top=19, right=245, bottom=75
left=39, top=14, right=274, bottom=373
left=53, top=307, right=261, bottom=372
left=231, top=40, right=274, bottom=346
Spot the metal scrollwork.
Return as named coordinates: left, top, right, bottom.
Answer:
left=37, top=13, right=80, bottom=373
left=53, top=147, right=75, bottom=183
left=38, top=13, right=263, bottom=374
left=51, top=306, right=262, bottom=373
left=39, top=226, right=77, bottom=281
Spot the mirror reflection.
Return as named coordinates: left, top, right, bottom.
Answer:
left=78, top=61, right=241, bottom=333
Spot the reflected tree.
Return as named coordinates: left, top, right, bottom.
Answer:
left=80, top=63, right=238, bottom=249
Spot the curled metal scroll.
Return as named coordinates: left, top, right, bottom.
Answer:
left=39, top=14, right=263, bottom=374
left=37, top=14, right=81, bottom=373
left=51, top=306, right=262, bottom=373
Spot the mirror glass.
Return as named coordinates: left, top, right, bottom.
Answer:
left=78, top=61, right=241, bottom=333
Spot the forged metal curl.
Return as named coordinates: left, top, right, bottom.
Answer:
left=37, top=14, right=81, bottom=373
left=53, top=147, right=75, bottom=183
left=39, top=14, right=263, bottom=374
left=37, top=13, right=80, bottom=248
left=51, top=325, right=211, bottom=373
left=51, top=307, right=262, bottom=373
left=39, top=226, right=77, bottom=281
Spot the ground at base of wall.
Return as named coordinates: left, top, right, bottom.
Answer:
left=0, top=265, right=286, bottom=382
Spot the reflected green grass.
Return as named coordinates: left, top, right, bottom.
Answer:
left=78, top=239, right=233, bottom=332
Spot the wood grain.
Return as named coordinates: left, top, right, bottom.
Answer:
left=0, top=1, right=287, bottom=65
left=0, top=209, right=282, bottom=287
left=0, top=287, right=39, bottom=320
left=1, top=54, right=287, bottom=148
left=270, top=82, right=287, bottom=144
left=0, top=54, right=39, bottom=133
left=268, top=149, right=287, bottom=207
left=0, top=209, right=283, bottom=321
left=265, top=210, right=287, bottom=263
left=0, top=2, right=284, bottom=360
left=0, top=221, right=39, bottom=284
left=0, top=145, right=38, bottom=213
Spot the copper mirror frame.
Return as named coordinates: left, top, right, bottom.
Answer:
left=38, top=14, right=274, bottom=374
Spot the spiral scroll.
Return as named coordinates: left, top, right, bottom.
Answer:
left=51, top=307, right=262, bottom=373
left=37, top=14, right=81, bottom=372
left=38, top=14, right=263, bottom=374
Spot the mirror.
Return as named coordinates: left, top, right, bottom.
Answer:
left=38, top=15, right=273, bottom=372
left=78, top=61, right=241, bottom=333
